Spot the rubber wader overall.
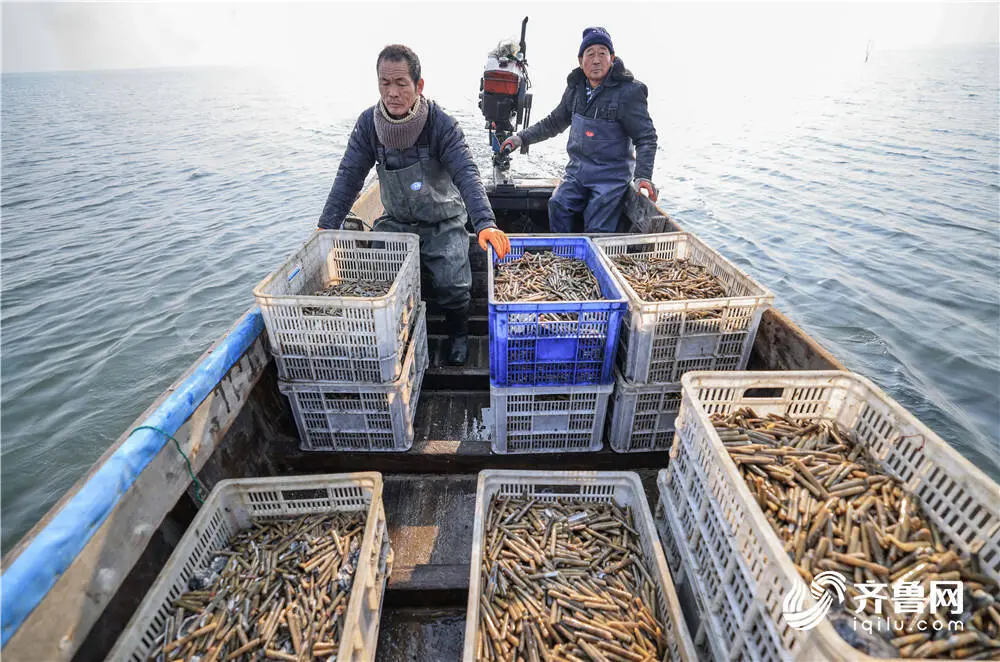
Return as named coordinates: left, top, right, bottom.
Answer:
left=372, top=136, right=472, bottom=365
left=548, top=97, right=635, bottom=233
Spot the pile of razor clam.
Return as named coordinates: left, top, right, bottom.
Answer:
left=312, top=279, right=392, bottom=298
left=147, top=512, right=364, bottom=661
left=475, top=494, right=669, bottom=661
left=610, top=255, right=726, bottom=303
left=494, top=251, right=602, bottom=303
left=713, top=409, right=1000, bottom=659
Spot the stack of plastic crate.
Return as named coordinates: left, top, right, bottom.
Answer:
left=594, top=233, right=774, bottom=453
left=655, top=371, right=1000, bottom=661
left=486, top=236, right=628, bottom=453
left=253, top=230, right=428, bottom=451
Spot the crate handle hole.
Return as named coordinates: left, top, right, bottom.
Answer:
left=743, top=387, right=785, bottom=399
left=533, top=484, right=582, bottom=495
left=281, top=488, right=327, bottom=501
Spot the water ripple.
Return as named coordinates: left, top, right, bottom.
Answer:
left=2, top=50, right=999, bottom=551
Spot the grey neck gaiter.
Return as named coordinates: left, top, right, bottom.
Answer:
left=373, top=96, right=429, bottom=150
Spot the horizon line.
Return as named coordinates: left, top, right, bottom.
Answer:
left=4, top=42, right=998, bottom=76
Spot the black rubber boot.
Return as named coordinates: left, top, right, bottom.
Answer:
left=444, top=306, right=470, bottom=366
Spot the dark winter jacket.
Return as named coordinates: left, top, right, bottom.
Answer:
left=317, top=100, right=497, bottom=233
left=518, top=58, right=657, bottom=181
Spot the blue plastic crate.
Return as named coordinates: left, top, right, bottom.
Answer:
left=488, top=236, right=628, bottom=386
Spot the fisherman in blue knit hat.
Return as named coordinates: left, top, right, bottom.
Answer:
left=502, top=27, right=659, bottom=232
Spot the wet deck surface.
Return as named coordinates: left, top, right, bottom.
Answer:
left=377, top=608, right=467, bottom=661
left=383, top=475, right=477, bottom=600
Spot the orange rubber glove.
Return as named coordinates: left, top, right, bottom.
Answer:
left=635, top=178, right=658, bottom=203
left=478, top=227, right=511, bottom=260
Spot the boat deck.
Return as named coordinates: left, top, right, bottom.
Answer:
left=258, top=244, right=672, bottom=658
left=7, top=190, right=843, bottom=661
left=243, top=240, right=831, bottom=659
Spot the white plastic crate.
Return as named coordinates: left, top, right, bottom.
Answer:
left=651, top=505, right=721, bottom=662
left=658, top=370, right=1000, bottom=662
left=280, top=304, right=427, bottom=452
left=593, top=233, right=774, bottom=384
left=109, top=473, right=392, bottom=662
left=657, top=470, right=764, bottom=662
left=486, top=382, right=613, bottom=454
left=462, top=470, right=698, bottom=662
left=253, top=230, right=421, bottom=384
left=607, top=370, right=682, bottom=453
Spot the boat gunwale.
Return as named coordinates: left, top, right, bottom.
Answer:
left=0, top=307, right=266, bottom=649
left=2, top=306, right=263, bottom=570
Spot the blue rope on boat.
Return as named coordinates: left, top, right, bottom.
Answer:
left=0, top=308, right=265, bottom=647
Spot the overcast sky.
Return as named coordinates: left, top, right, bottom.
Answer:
left=2, top=2, right=997, bottom=75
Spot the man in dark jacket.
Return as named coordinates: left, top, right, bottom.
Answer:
left=502, top=27, right=658, bottom=233
left=317, top=44, right=510, bottom=365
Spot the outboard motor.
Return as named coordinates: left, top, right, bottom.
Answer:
left=479, top=17, right=532, bottom=185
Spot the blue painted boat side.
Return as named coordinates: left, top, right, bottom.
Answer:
left=0, top=309, right=266, bottom=646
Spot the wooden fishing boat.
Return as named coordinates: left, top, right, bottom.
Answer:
left=1, top=179, right=843, bottom=661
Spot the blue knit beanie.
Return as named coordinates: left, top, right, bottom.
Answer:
left=578, top=27, right=614, bottom=58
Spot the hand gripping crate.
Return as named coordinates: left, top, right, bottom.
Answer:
left=593, top=233, right=774, bottom=384
left=279, top=303, right=427, bottom=452
left=487, top=381, right=613, bottom=454
left=109, top=473, right=393, bottom=662
left=624, top=180, right=673, bottom=234
left=607, top=371, right=682, bottom=453
left=488, top=235, right=628, bottom=386
left=462, top=470, right=698, bottom=661
left=658, top=370, right=1000, bottom=662
left=253, top=230, right=421, bottom=384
